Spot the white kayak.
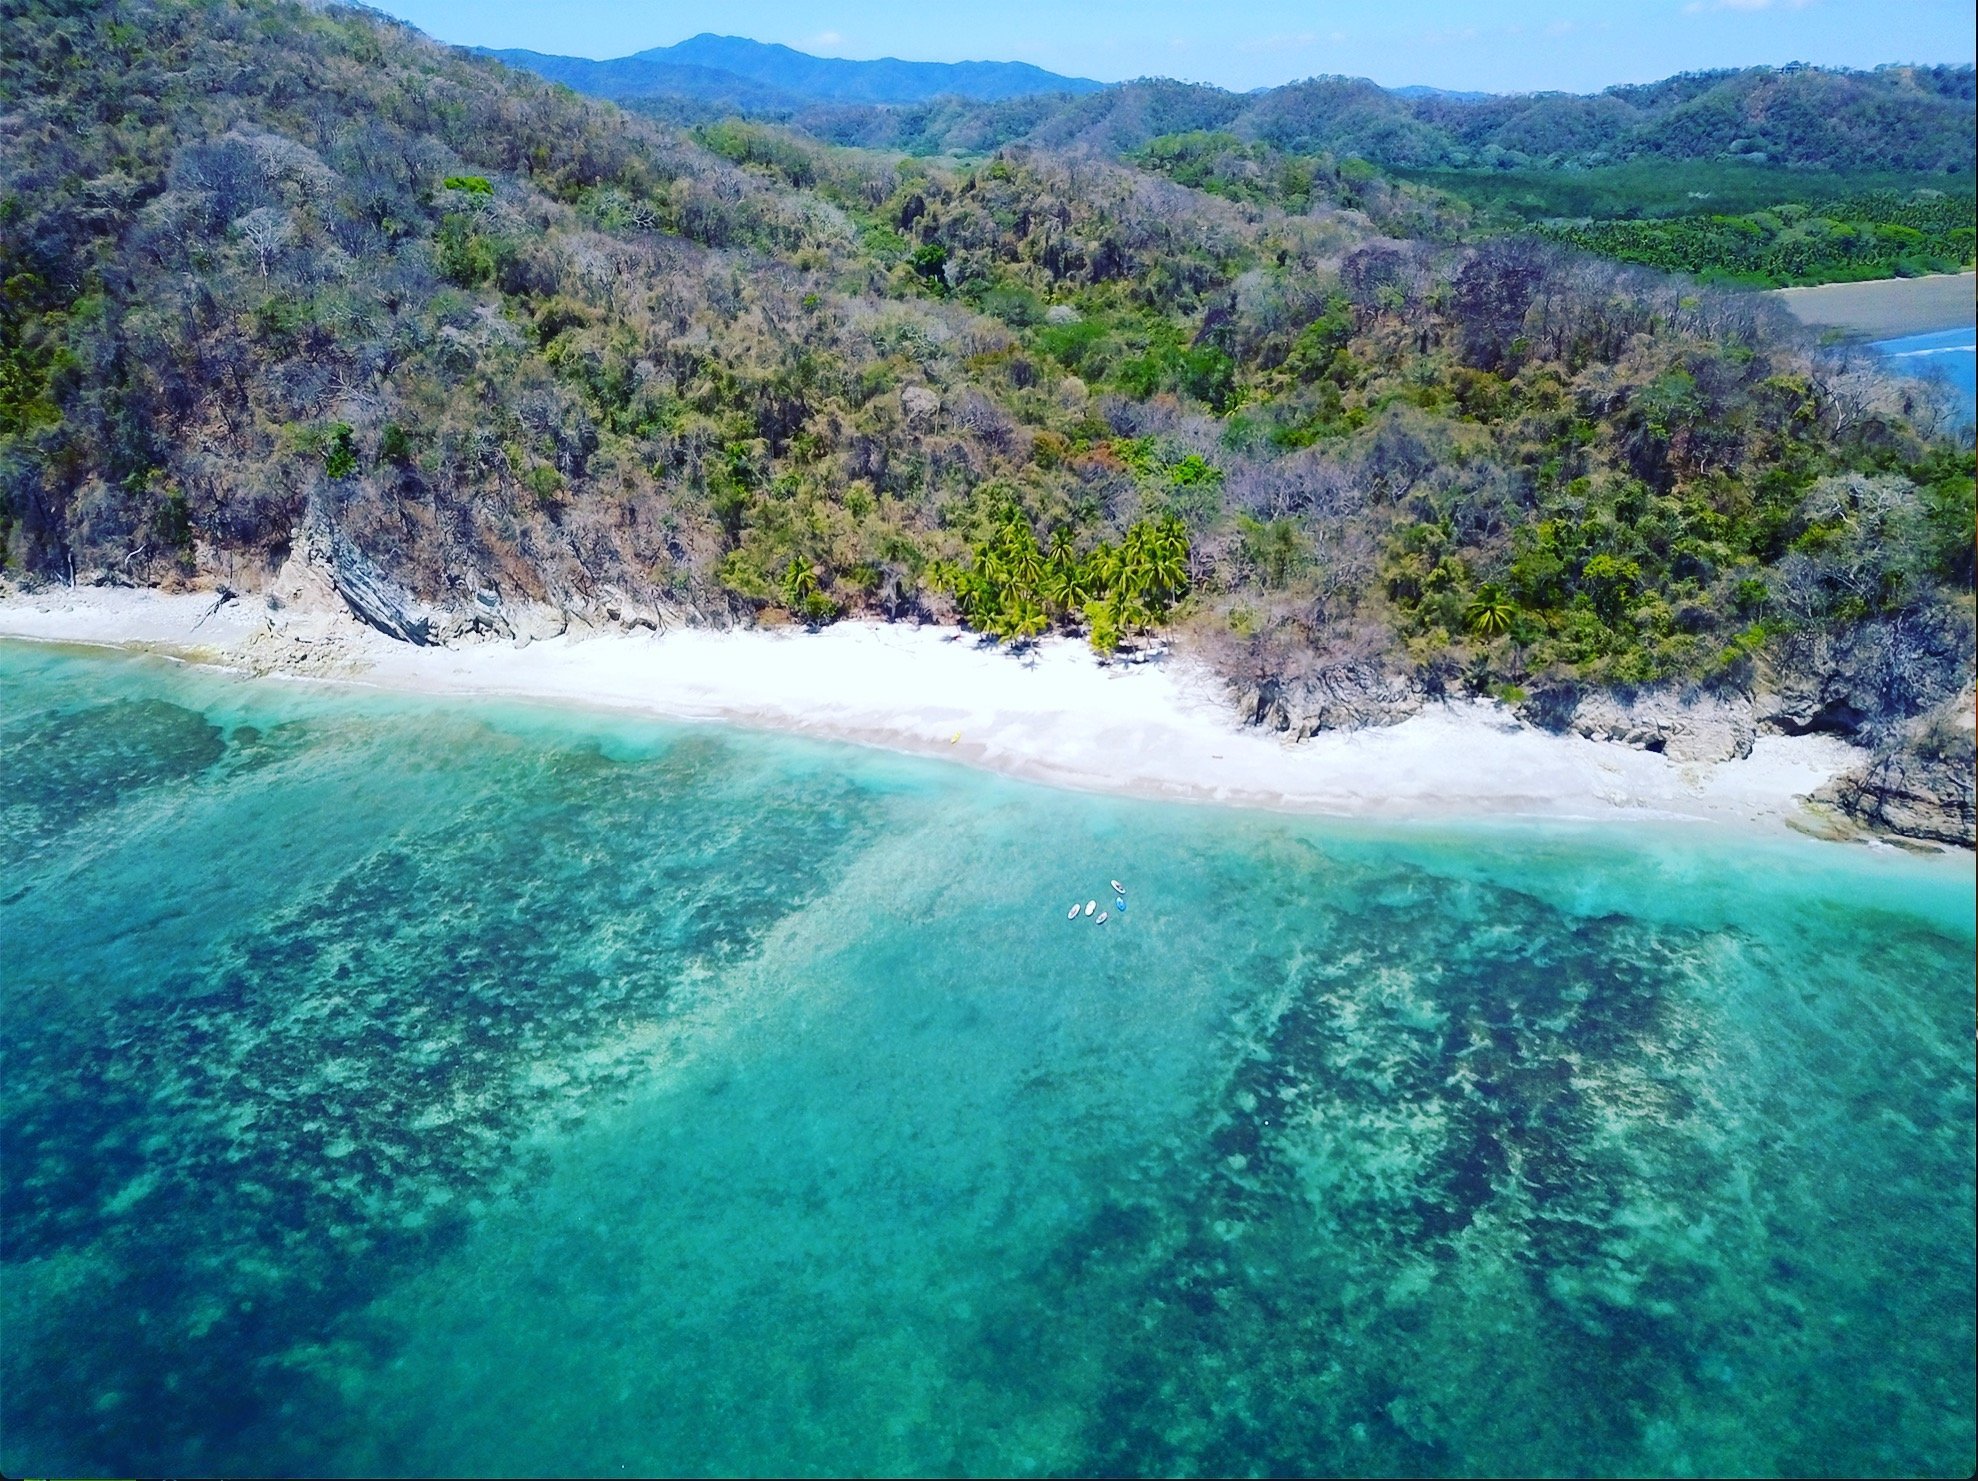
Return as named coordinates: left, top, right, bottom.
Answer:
left=1095, top=911, right=1110, bottom=924
left=1111, top=880, right=1126, bottom=895
left=1067, top=904, right=1080, bottom=919
left=1084, top=900, right=1096, bottom=917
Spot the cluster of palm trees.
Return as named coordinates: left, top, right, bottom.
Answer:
left=932, top=508, right=1191, bottom=652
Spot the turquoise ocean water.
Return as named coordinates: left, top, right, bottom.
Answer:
left=3, top=640, right=1973, bottom=1477
left=1875, top=326, right=1978, bottom=427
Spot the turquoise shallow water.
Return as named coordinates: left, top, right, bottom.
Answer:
left=2, top=641, right=1973, bottom=1478
left=1875, top=326, right=1977, bottom=426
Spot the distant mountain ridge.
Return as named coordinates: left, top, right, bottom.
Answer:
left=480, top=33, right=1106, bottom=106
left=476, top=48, right=809, bottom=111
left=777, top=64, right=1976, bottom=175
left=484, top=38, right=1973, bottom=175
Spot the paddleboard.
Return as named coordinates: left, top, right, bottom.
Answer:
left=1084, top=900, right=1096, bottom=916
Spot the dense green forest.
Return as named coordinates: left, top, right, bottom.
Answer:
left=1537, top=191, right=1976, bottom=287
left=1, top=1, right=1972, bottom=750
left=672, top=64, right=1977, bottom=175
left=1389, top=159, right=1976, bottom=223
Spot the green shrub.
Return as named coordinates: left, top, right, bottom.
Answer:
left=322, top=424, right=358, bottom=480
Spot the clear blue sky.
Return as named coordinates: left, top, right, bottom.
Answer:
left=373, top=0, right=1976, bottom=93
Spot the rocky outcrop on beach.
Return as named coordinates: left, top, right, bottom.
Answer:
left=271, top=516, right=699, bottom=650
left=1227, top=649, right=1973, bottom=848
left=1518, top=685, right=1758, bottom=763
left=285, top=517, right=435, bottom=647
left=1813, top=691, right=1977, bottom=847
left=1235, top=662, right=1425, bottom=738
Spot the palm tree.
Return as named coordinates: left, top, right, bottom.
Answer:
left=1466, top=582, right=1517, bottom=639
left=1146, top=516, right=1189, bottom=607
left=1114, top=530, right=1154, bottom=609
left=782, top=558, right=818, bottom=610
left=1085, top=541, right=1122, bottom=604
left=1002, top=591, right=1049, bottom=643
left=1042, top=553, right=1088, bottom=616
left=1004, top=524, right=1044, bottom=593
left=951, top=566, right=991, bottom=627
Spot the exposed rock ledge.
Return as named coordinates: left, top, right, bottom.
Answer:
left=277, top=518, right=686, bottom=648
left=281, top=516, right=434, bottom=645
left=1235, top=663, right=1425, bottom=737
left=1517, top=686, right=1757, bottom=764
left=1234, top=667, right=1972, bottom=848
left=1234, top=669, right=1762, bottom=766
left=1813, top=692, right=1977, bottom=848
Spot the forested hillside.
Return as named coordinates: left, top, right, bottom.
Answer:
left=713, top=64, right=1976, bottom=175
left=2, top=0, right=1972, bottom=835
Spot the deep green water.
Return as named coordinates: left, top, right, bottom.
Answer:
left=3, top=641, right=1973, bottom=1478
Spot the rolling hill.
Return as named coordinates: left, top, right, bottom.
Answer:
left=771, top=64, right=1976, bottom=174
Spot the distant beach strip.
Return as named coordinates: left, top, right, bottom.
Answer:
left=1766, top=271, right=1975, bottom=339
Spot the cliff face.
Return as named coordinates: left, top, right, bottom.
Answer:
left=1814, top=692, right=1978, bottom=847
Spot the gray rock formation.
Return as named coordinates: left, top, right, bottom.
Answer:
left=296, top=518, right=434, bottom=645
left=432, top=588, right=513, bottom=643
left=1523, top=687, right=1758, bottom=763
left=1814, top=691, right=1977, bottom=848
left=1759, top=614, right=1973, bottom=739
left=1236, top=663, right=1424, bottom=738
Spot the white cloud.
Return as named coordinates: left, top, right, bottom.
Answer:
left=808, top=30, right=843, bottom=49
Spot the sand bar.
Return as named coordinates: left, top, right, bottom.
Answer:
left=1, top=585, right=1881, bottom=838
left=1768, top=272, right=1975, bottom=339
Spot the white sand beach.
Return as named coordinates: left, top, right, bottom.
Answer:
left=0, top=584, right=1870, bottom=836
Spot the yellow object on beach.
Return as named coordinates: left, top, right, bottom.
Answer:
left=951, top=732, right=961, bottom=744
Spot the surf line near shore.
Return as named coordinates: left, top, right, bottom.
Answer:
left=1, top=583, right=1871, bottom=837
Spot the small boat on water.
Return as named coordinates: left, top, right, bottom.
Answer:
left=1095, top=911, right=1110, bottom=924
left=1110, top=879, right=1126, bottom=895
left=1067, top=904, right=1080, bottom=920
left=1084, top=900, right=1096, bottom=917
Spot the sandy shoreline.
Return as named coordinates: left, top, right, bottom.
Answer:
left=0, top=585, right=1885, bottom=839
left=1768, top=272, right=1975, bottom=339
